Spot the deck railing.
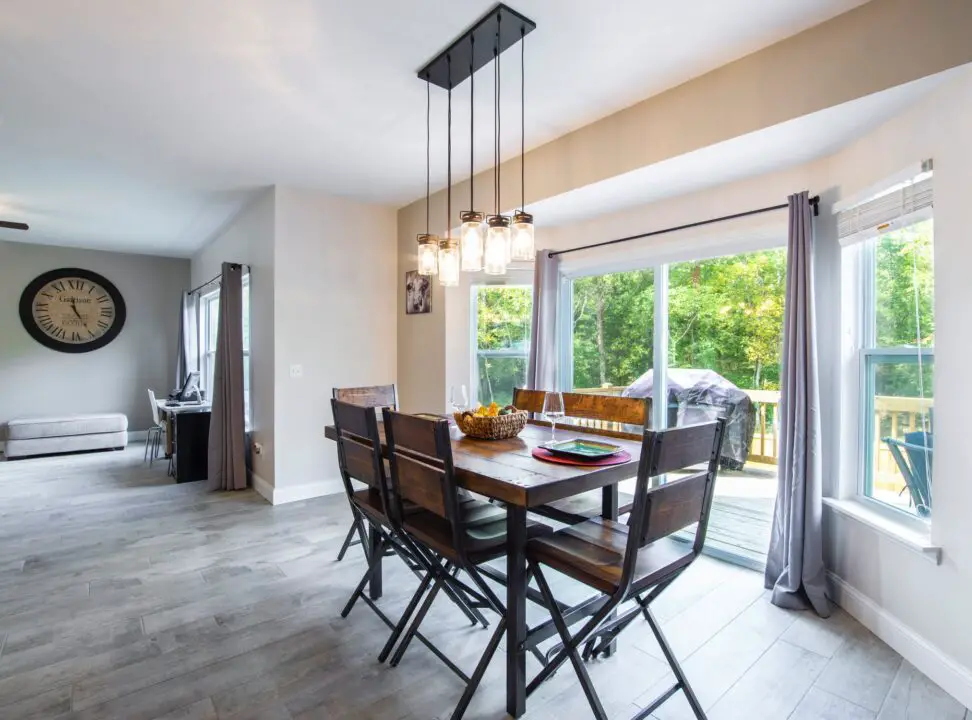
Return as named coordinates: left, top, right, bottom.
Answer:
left=571, top=385, right=932, bottom=487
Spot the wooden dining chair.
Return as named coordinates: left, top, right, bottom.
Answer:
left=332, top=384, right=398, bottom=561
left=380, top=408, right=551, bottom=720
left=524, top=419, right=726, bottom=720
left=332, top=399, right=485, bottom=660
left=512, top=388, right=649, bottom=523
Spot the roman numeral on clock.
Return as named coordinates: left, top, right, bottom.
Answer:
left=97, top=320, right=109, bottom=330
left=100, top=308, right=113, bottom=317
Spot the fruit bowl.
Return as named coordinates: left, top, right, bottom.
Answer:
left=453, top=406, right=528, bottom=440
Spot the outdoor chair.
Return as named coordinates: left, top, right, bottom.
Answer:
left=883, top=431, right=933, bottom=517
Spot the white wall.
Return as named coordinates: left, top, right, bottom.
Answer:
left=272, top=187, right=397, bottom=501
left=191, top=188, right=275, bottom=488
left=0, top=240, right=188, bottom=435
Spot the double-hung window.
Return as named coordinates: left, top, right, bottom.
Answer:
left=839, top=166, right=935, bottom=518
left=472, top=285, right=532, bottom=407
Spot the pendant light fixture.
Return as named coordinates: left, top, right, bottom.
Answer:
left=510, top=26, right=534, bottom=262
left=439, top=58, right=460, bottom=288
left=483, top=40, right=511, bottom=275
left=416, top=76, right=439, bottom=276
left=417, top=4, right=536, bottom=279
left=460, top=40, right=485, bottom=272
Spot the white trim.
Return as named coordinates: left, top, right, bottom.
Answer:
left=832, top=160, right=932, bottom=214
left=128, top=430, right=148, bottom=443
left=250, top=471, right=274, bottom=504
left=271, top=479, right=343, bottom=505
left=828, top=572, right=972, bottom=711
left=823, top=497, right=939, bottom=563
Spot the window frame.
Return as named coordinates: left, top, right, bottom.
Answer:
left=199, top=274, right=251, bottom=425
left=469, top=283, right=532, bottom=408
left=856, top=223, right=934, bottom=525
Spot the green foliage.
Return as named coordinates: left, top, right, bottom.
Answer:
left=476, top=287, right=532, bottom=405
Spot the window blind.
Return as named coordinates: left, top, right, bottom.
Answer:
left=838, top=175, right=933, bottom=246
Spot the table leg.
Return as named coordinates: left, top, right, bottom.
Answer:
left=506, top=505, right=528, bottom=718
left=601, top=484, right=619, bottom=658
left=368, top=525, right=383, bottom=600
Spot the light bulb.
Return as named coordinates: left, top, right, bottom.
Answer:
left=460, top=211, right=485, bottom=272
left=438, top=240, right=460, bottom=287
left=511, top=212, right=534, bottom=261
left=484, top=215, right=511, bottom=275
left=416, top=234, right=439, bottom=275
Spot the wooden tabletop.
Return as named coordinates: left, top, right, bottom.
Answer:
left=324, top=420, right=643, bottom=509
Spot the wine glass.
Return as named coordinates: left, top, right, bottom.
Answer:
left=449, top=384, right=469, bottom=413
left=543, top=392, right=565, bottom=441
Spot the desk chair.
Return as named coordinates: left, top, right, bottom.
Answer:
left=145, top=389, right=166, bottom=466
left=332, top=384, right=398, bottom=561
left=525, top=419, right=726, bottom=720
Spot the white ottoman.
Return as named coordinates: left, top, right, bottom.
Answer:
left=5, top=414, right=129, bottom=459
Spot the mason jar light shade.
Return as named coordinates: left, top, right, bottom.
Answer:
left=484, top=215, right=511, bottom=275
left=460, top=211, right=485, bottom=272
left=438, top=239, right=460, bottom=287
left=416, top=234, right=439, bottom=275
left=511, top=211, right=535, bottom=261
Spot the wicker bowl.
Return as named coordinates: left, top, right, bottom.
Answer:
left=454, top=407, right=528, bottom=440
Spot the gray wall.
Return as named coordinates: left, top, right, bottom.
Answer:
left=0, top=240, right=189, bottom=435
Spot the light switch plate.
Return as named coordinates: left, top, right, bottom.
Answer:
left=289, top=364, right=303, bottom=379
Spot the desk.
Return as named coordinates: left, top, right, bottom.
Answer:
left=324, top=420, right=642, bottom=718
left=156, top=401, right=212, bottom=483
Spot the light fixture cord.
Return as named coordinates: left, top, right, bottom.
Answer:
left=425, top=76, right=431, bottom=235
left=470, top=37, right=475, bottom=212
left=447, top=55, right=452, bottom=239
left=493, top=46, right=499, bottom=216
left=520, top=26, right=526, bottom=213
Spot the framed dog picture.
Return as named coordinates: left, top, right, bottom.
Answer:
left=405, top=270, right=432, bottom=315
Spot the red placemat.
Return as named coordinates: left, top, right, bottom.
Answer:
left=531, top=447, right=632, bottom=467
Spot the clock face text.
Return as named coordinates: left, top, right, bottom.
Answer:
left=31, top=277, right=117, bottom=345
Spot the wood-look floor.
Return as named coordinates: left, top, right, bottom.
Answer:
left=0, top=447, right=967, bottom=720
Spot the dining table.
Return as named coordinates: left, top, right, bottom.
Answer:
left=324, top=417, right=644, bottom=718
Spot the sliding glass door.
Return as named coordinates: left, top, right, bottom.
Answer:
left=565, top=247, right=786, bottom=569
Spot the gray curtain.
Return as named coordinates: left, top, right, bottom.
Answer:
left=765, top=191, right=830, bottom=617
left=527, top=249, right=560, bottom=391
left=207, top=263, right=247, bottom=491
left=175, top=292, right=199, bottom=389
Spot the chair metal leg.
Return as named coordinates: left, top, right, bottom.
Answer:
left=389, top=568, right=447, bottom=667
left=335, top=522, right=358, bottom=562
left=378, top=569, right=434, bottom=662
left=531, top=564, right=609, bottom=720
left=450, top=617, right=507, bottom=720
left=641, top=603, right=707, bottom=720
left=341, top=536, right=387, bottom=618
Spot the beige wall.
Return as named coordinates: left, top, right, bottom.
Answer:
left=272, top=187, right=398, bottom=501
left=0, top=240, right=188, bottom=436
left=397, top=0, right=972, bottom=415
left=191, top=188, right=276, bottom=488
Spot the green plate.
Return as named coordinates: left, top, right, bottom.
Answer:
left=540, top=438, right=622, bottom=459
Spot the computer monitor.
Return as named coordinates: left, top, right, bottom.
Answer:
left=178, top=371, right=201, bottom=402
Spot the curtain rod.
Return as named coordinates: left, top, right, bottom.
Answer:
left=548, top=195, right=819, bottom=258
left=187, top=263, right=250, bottom=296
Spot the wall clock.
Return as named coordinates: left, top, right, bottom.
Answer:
left=19, top=268, right=127, bottom=353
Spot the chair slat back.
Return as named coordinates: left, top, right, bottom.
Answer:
left=382, top=410, right=458, bottom=525
left=622, top=419, right=726, bottom=587
left=563, top=392, right=648, bottom=428
left=332, top=399, right=387, bottom=506
left=333, top=384, right=398, bottom=409
left=512, top=388, right=546, bottom=414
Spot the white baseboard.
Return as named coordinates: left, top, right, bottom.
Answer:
left=250, top=472, right=274, bottom=504
left=828, top=572, right=972, bottom=709
left=128, top=430, right=148, bottom=443
left=247, top=472, right=342, bottom=505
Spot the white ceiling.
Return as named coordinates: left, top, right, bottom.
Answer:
left=530, top=71, right=953, bottom=227
left=0, top=0, right=869, bottom=257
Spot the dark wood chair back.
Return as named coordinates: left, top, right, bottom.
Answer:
left=382, top=409, right=464, bottom=551
left=512, top=388, right=649, bottom=437
left=331, top=398, right=389, bottom=512
left=620, top=419, right=726, bottom=592
left=332, top=384, right=398, bottom=410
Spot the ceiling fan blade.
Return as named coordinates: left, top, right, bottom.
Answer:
left=0, top=221, right=29, bottom=231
